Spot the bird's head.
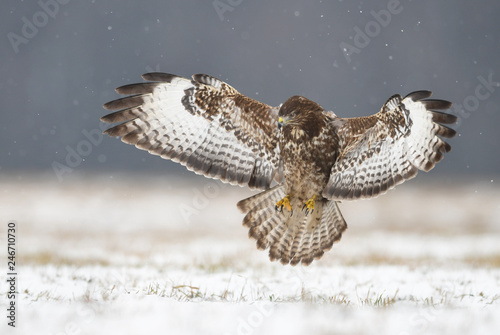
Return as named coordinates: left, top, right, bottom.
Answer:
left=278, top=96, right=324, bottom=135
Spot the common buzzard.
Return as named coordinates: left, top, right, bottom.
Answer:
left=102, top=73, right=456, bottom=265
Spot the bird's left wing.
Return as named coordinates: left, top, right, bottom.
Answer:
left=322, top=91, right=457, bottom=200
left=102, top=73, right=280, bottom=189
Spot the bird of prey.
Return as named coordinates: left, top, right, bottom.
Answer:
left=101, top=72, right=456, bottom=265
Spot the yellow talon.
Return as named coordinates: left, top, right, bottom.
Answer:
left=275, top=194, right=292, bottom=214
left=302, top=195, right=317, bottom=215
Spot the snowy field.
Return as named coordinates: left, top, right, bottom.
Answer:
left=0, top=173, right=499, bottom=334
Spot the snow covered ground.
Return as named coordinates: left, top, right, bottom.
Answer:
left=0, top=173, right=499, bottom=334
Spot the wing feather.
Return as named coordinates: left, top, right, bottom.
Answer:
left=323, top=91, right=456, bottom=200
left=102, top=73, right=280, bottom=189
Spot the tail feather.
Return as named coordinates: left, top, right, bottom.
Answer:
left=270, top=225, right=293, bottom=263
left=292, top=201, right=323, bottom=265
left=247, top=207, right=274, bottom=241
left=270, top=207, right=307, bottom=264
left=256, top=211, right=281, bottom=249
left=237, top=185, right=284, bottom=213
left=237, top=187, right=348, bottom=266
left=290, top=220, right=307, bottom=263
left=267, top=221, right=287, bottom=254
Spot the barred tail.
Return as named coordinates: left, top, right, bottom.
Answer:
left=237, top=186, right=348, bottom=266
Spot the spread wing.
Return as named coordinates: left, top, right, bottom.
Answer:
left=323, top=91, right=457, bottom=200
left=101, top=73, right=280, bottom=189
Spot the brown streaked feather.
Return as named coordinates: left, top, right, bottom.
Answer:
left=115, top=82, right=163, bottom=95
left=102, top=94, right=149, bottom=111
left=430, top=110, right=458, bottom=125
left=141, top=72, right=179, bottom=82
left=420, top=99, right=453, bottom=111
left=404, top=90, right=432, bottom=101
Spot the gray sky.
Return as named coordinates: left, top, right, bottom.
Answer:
left=1, top=0, right=499, bottom=183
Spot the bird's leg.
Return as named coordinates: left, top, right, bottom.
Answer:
left=302, top=195, right=317, bottom=215
left=275, top=194, right=293, bottom=215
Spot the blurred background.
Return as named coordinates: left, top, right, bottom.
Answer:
left=1, top=0, right=499, bottom=179
left=2, top=3, right=499, bottom=332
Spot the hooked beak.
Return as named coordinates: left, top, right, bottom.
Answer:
left=278, top=116, right=289, bottom=130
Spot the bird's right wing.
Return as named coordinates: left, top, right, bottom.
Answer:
left=102, top=73, right=281, bottom=189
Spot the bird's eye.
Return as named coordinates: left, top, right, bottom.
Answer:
left=290, top=111, right=296, bottom=117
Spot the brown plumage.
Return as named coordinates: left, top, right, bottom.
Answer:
left=102, top=72, right=457, bottom=266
